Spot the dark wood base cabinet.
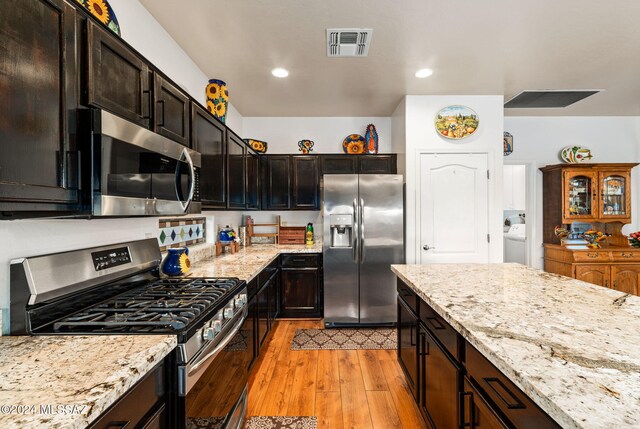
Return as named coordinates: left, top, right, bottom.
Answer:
left=280, top=254, right=323, bottom=318
left=396, top=279, right=561, bottom=429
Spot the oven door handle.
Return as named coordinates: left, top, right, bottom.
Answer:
left=176, top=147, right=195, bottom=212
left=189, top=307, right=246, bottom=376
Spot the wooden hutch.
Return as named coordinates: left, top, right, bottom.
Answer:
left=541, top=163, right=640, bottom=296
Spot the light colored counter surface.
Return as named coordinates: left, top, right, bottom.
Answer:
left=391, top=263, right=640, bottom=429
left=188, top=242, right=322, bottom=281
left=0, top=335, right=176, bottom=429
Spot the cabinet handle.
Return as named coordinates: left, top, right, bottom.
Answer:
left=483, top=377, right=526, bottom=409
left=586, top=252, right=599, bottom=258
left=604, top=279, right=609, bottom=288
left=106, top=422, right=130, bottom=429
left=613, top=281, right=616, bottom=289
left=461, top=391, right=473, bottom=428
left=622, top=252, right=634, bottom=258
left=426, top=316, right=446, bottom=330
left=418, top=332, right=428, bottom=357
left=157, top=100, right=165, bottom=127
left=141, top=90, right=151, bottom=120
left=409, top=325, right=416, bottom=347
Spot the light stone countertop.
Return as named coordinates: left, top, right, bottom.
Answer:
left=0, top=335, right=176, bottom=429
left=391, top=263, right=640, bottom=429
left=187, top=242, right=322, bottom=282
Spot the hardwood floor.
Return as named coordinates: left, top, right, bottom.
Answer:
left=248, top=320, right=427, bottom=429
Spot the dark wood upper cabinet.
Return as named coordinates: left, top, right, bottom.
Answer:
left=227, top=131, right=246, bottom=209
left=358, top=155, right=397, bottom=174
left=191, top=103, right=225, bottom=208
left=154, top=74, right=189, bottom=146
left=86, top=20, right=151, bottom=128
left=320, top=155, right=357, bottom=174
left=0, top=0, right=81, bottom=216
left=291, top=156, right=319, bottom=210
left=261, top=156, right=291, bottom=210
left=246, top=149, right=260, bottom=210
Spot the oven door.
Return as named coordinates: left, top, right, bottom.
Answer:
left=91, top=109, right=201, bottom=216
left=181, top=307, right=251, bottom=428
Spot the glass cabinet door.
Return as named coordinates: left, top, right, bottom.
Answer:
left=563, top=171, right=597, bottom=220
left=600, top=172, right=630, bottom=219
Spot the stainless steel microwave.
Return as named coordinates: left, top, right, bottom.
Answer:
left=83, top=109, right=201, bottom=216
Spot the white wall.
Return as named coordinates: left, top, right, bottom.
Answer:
left=504, top=117, right=640, bottom=268
left=108, top=0, right=243, bottom=133
left=404, top=95, right=505, bottom=264
left=242, top=117, right=391, bottom=154
left=391, top=100, right=407, bottom=178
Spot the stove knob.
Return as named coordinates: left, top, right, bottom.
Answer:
left=234, top=298, right=244, bottom=309
left=224, top=307, right=234, bottom=319
left=238, top=293, right=247, bottom=306
left=212, top=320, right=222, bottom=333
left=202, top=327, right=215, bottom=341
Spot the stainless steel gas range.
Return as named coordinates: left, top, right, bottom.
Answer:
left=9, top=238, right=249, bottom=429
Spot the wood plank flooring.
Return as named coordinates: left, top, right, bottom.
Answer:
left=248, top=320, right=427, bottom=429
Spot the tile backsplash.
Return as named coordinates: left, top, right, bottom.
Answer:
left=158, top=217, right=205, bottom=251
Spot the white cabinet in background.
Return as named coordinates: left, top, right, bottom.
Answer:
left=503, top=165, right=526, bottom=210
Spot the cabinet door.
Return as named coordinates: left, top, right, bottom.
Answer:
left=280, top=268, right=321, bottom=317
left=257, top=283, right=269, bottom=350
left=320, top=155, right=357, bottom=174
left=262, top=156, right=291, bottom=210
left=154, top=75, right=189, bottom=146
left=0, top=0, right=81, bottom=214
left=191, top=103, right=226, bottom=208
left=267, top=273, right=280, bottom=324
left=599, top=171, right=631, bottom=222
left=358, top=155, right=397, bottom=174
left=397, top=297, right=419, bottom=400
left=291, top=156, right=319, bottom=209
left=419, top=325, right=460, bottom=429
left=611, top=265, right=640, bottom=296
left=462, top=378, right=510, bottom=429
left=246, top=149, right=260, bottom=210
left=87, top=21, right=151, bottom=127
left=227, top=132, right=246, bottom=209
left=574, top=264, right=610, bottom=287
left=562, top=170, right=597, bottom=222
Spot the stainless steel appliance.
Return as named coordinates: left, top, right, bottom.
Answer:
left=323, top=174, right=404, bottom=327
left=83, top=109, right=201, bottom=216
left=9, top=239, right=248, bottom=429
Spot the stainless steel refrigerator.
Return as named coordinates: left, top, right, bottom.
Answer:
left=323, top=174, right=404, bottom=327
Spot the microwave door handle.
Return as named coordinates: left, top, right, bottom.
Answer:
left=176, top=148, right=195, bottom=212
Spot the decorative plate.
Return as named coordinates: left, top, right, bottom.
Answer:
left=74, top=0, right=121, bottom=36
left=364, top=124, right=379, bottom=154
left=560, top=146, right=593, bottom=163
left=244, top=139, right=267, bottom=154
left=298, top=140, right=314, bottom=154
left=435, top=105, right=479, bottom=140
left=342, top=134, right=365, bottom=154
left=503, top=132, right=513, bottom=156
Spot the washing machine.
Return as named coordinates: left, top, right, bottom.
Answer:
left=504, top=223, right=526, bottom=264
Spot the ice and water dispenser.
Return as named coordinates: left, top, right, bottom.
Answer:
left=330, top=214, right=352, bottom=247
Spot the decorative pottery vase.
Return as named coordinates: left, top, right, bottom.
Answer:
left=206, top=79, right=229, bottom=123
left=244, top=139, right=268, bottom=154
left=74, top=0, right=121, bottom=35
left=218, top=225, right=236, bottom=243
left=298, top=140, right=314, bottom=154
left=342, top=134, right=365, bottom=154
left=161, top=247, right=190, bottom=276
left=364, top=124, right=378, bottom=154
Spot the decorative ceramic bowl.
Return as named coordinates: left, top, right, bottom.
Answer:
left=342, top=134, right=365, bottom=154
left=554, top=225, right=570, bottom=239
left=75, top=0, right=121, bottom=36
left=244, top=139, right=268, bottom=154
left=560, top=146, right=593, bottom=163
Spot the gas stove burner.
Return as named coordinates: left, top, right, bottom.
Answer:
left=50, top=277, right=243, bottom=334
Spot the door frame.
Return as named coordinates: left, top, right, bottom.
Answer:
left=414, top=150, right=495, bottom=264
left=503, top=159, right=537, bottom=267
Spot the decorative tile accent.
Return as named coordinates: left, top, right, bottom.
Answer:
left=158, top=217, right=205, bottom=251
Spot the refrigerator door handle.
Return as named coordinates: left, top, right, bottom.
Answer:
left=353, top=198, right=359, bottom=263
left=360, top=198, right=365, bottom=263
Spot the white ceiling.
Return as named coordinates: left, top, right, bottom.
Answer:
left=139, top=0, right=640, bottom=117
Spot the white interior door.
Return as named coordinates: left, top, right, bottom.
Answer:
left=419, top=153, right=489, bottom=263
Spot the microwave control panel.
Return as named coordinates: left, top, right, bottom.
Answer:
left=91, top=247, right=132, bottom=271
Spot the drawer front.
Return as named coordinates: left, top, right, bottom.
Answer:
left=465, top=343, right=561, bottom=429
left=572, top=251, right=611, bottom=262
left=281, top=253, right=320, bottom=268
left=611, top=250, right=640, bottom=262
left=397, top=279, right=418, bottom=316
left=419, top=301, right=459, bottom=361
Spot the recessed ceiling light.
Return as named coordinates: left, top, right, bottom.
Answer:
left=272, top=68, right=289, bottom=78
left=415, top=68, right=433, bottom=78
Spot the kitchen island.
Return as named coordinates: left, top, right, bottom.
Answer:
left=392, top=263, right=640, bottom=429
left=0, top=335, right=176, bottom=428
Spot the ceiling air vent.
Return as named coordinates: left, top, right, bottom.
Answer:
left=326, top=28, right=373, bottom=57
left=504, top=90, right=601, bottom=108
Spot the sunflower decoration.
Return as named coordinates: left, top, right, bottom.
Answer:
left=215, top=101, right=227, bottom=119
left=206, top=82, right=220, bottom=99
left=205, top=79, right=228, bottom=123
left=206, top=100, right=216, bottom=114
left=220, top=87, right=229, bottom=102
left=87, top=0, right=110, bottom=25
left=178, top=252, right=191, bottom=274
left=342, top=134, right=366, bottom=154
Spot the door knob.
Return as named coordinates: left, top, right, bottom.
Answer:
left=423, top=245, right=435, bottom=251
